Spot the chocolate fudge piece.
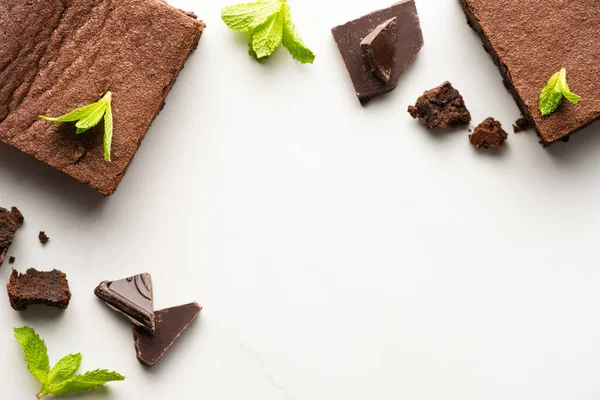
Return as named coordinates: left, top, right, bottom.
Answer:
left=408, top=82, right=471, bottom=129
left=0, top=0, right=205, bottom=195
left=38, top=231, right=49, bottom=245
left=469, top=118, right=508, bottom=149
left=332, top=0, right=423, bottom=104
left=6, top=268, right=71, bottom=311
left=0, top=207, right=24, bottom=267
left=134, top=302, right=202, bottom=367
left=95, top=273, right=155, bottom=333
left=459, top=0, right=600, bottom=145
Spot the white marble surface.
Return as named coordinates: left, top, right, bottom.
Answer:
left=2, top=0, right=600, bottom=398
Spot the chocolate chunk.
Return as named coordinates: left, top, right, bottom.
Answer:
left=134, top=302, right=202, bottom=367
left=0, top=207, right=24, bottom=267
left=95, top=273, right=155, bottom=333
left=408, top=82, right=472, bottom=129
left=38, top=231, right=49, bottom=245
left=513, top=117, right=530, bottom=133
left=360, top=18, right=397, bottom=83
left=469, top=118, right=508, bottom=149
left=6, top=268, right=71, bottom=311
left=9, top=256, right=15, bottom=264
left=332, top=0, right=423, bottom=104
left=460, top=0, right=600, bottom=145
left=0, top=0, right=205, bottom=195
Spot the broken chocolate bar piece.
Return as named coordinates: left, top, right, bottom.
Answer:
left=360, top=18, right=397, bottom=83
left=6, top=268, right=71, bottom=311
left=134, top=302, right=202, bottom=367
left=0, top=207, right=24, bottom=267
left=332, top=0, right=423, bottom=104
left=460, top=0, right=600, bottom=145
left=408, top=82, right=471, bottom=129
left=95, top=273, right=155, bottom=333
left=0, top=0, right=205, bottom=195
left=469, top=118, right=508, bottom=149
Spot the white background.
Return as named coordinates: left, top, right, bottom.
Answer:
left=2, top=0, right=600, bottom=398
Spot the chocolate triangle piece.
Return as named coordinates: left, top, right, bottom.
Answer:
left=0, top=207, right=24, bottom=266
left=94, top=273, right=155, bottom=333
left=133, top=302, right=202, bottom=367
left=332, top=0, right=423, bottom=104
left=360, top=17, right=397, bottom=83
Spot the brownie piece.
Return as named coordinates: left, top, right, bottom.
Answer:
left=460, top=0, right=600, bottom=145
left=469, top=118, right=508, bottom=149
left=408, top=82, right=471, bottom=129
left=0, top=0, right=205, bottom=195
left=513, top=117, right=530, bottom=133
left=6, top=268, right=71, bottom=311
left=0, top=207, right=24, bottom=267
left=38, top=231, right=49, bottom=245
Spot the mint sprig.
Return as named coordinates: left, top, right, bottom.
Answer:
left=539, top=68, right=580, bottom=116
left=13, top=327, right=124, bottom=399
left=40, top=92, right=114, bottom=161
left=222, top=0, right=315, bottom=63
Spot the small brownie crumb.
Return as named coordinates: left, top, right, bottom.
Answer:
left=0, top=207, right=24, bottom=266
left=512, top=117, right=531, bottom=133
left=8, top=256, right=15, bottom=264
left=6, top=268, right=71, bottom=311
left=39, top=231, right=49, bottom=245
left=469, top=118, right=508, bottom=149
left=408, top=82, right=471, bottom=129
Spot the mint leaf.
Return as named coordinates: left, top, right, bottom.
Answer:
left=13, top=327, right=50, bottom=384
left=251, top=10, right=284, bottom=59
left=40, top=92, right=114, bottom=162
left=46, top=354, right=81, bottom=386
left=222, top=0, right=281, bottom=32
left=281, top=2, right=315, bottom=64
left=45, top=370, right=125, bottom=396
left=539, top=68, right=580, bottom=116
left=13, top=326, right=125, bottom=399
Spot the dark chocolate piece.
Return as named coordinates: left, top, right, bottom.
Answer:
left=469, top=118, right=508, bottom=149
left=38, top=231, right=49, bottom=245
left=408, top=82, right=471, bottom=129
left=6, top=268, right=71, bottom=311
left=95, top=273, right=155, bottom=333
left=133, top=302, right=202, bottom=367
left=513, top=117, right=530, bottom=133
left=360, top=18, right=397, bottom=84
left=459, top=0, right=600, bottom=145
left=0, top=207, right=24, bottom=267
left=332, top=0, right=423, bottom=104
left=0, top=1, right=205, bottom=195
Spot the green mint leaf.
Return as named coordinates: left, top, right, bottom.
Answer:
left=45, top=369, right=125, bottom=396
left=539, top=68, right=580, bottom=116
left=40, top=92, right=113, bottom=162
left=40, top=101, right=105, bottom=123
left=13, top=327, right=50, bottom=384
left=46, top=354, right=82, bottom=386
left=103, top=95, right=113, bottom=162
left=251, top=10, right=284, bottom=59
left=281, top=2, right=315, bottom=64
left=222, top=0, right=281, bottom=33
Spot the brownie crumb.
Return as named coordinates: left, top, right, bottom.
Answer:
left=0, top=207, right=24, bottom=266
left=513, top=117, right=530, bottom=133
left=8, top=256, right=15, bottom=264
left=39, top=231, right=49, bottom=245
left=6, top=268, right=71, bottom=311
left=469, top=118, right=508, bottom=149
left=408, top=82, right=471, bottom=129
